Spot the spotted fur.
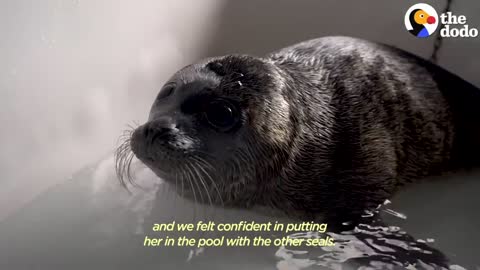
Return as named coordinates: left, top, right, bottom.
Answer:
left=117, top=36, right=480, bottom=220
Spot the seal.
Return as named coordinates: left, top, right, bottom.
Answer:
left=115, top=36, right=480, bottom=220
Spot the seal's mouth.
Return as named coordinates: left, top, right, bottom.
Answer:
left=114, top=122, right=226, bottom=206
left=128, top=116, right=199, bottom=169
left=114, top=120, right=181, bottom=186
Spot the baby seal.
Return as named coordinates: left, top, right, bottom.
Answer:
left=116, top=36, right=480, bottom=220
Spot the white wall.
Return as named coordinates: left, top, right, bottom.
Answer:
left=0, top=0, right=225, bottom=220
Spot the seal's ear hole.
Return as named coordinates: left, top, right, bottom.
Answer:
left=157, top=82, right=176, bottom=100
left=207, top=61, right=226, bottom=76
left=203, top=99, right=239, bottom=132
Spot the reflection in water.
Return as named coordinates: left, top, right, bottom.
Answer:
left=275, top=211, right=459, bottom=269
left=0, top=156, right=475, bottom=269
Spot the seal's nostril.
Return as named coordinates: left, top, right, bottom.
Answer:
left=130, top=124, right=167, bottom=162
left=143, top=124, right=156, bottom=139
left=150, top=130, right=163, bottom=144
left=143, top=125, right=150, bottom=137
left=139, top=120, right=173, bottom=145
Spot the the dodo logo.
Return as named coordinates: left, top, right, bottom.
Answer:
left=405, top=3, right=478, bottom=38
left=405, top=3, right=439, bottom=38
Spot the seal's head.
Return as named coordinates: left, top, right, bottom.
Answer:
left=117, top=55, right=295, bottom=208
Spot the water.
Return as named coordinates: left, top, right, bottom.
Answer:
left=0, top=155, right=478, bottom=269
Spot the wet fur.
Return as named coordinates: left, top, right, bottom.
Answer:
left=116, top=36, right=480, bottom=220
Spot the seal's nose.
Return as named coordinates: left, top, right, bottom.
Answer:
left=141, top=117, right=174, bottom=144
left=130, top=117, right=175, bottom=160
left=427, top=16, right=436, bottom=24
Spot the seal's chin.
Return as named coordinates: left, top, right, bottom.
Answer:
left=140, top=153, right=228, bottom=204
left=144, top=163, right=175, bottom=181
left=137, top=155, right=190, bottom=183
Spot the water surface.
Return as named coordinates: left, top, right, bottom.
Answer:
left=0, top=156, right=478, bottom=269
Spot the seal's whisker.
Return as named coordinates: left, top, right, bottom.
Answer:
left=126, top=152, right=146, bottom=191
left=185, top=161, right=207, bottom=221
left=193, top=156, right=224, bottom=207
left=116, top=133, right=131, bottom=148
left=127, top=120, right=140, bottom=131
left=191, top=158, right=214, bottom=208
left=178, top=164, right=188, bottom=212
left=180, top=165, right=185, bottom=199
left=184, top=161, right=198, bottom=222
left=190, top=159, right=214, bottom=221
left=240, top=145, right=257, bottom=181
left=117, top=133, right=131, bottom=142
left=198, top=157, right=221, bottom=218
left=173, top=171, right=178, bottom=210
left=229, top=151, right=243, bottom=186
left=114, top=145, right=129, bottom=188
left=114, top=126, right=139, bottom=192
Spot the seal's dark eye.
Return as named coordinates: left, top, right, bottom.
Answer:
left=204, top=100, right=239, bottom=131
left=157, top=83, right=176, bottom=100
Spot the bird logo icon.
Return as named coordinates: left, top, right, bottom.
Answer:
left=405, top=3, right=439, bottom=38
